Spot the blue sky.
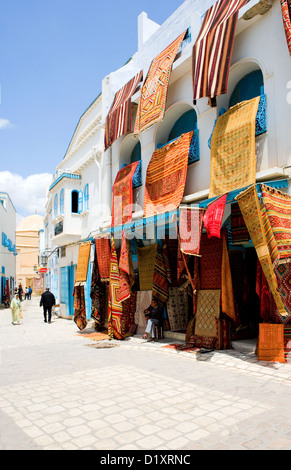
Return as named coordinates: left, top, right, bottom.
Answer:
left=0, top=0, right=183, bottom=219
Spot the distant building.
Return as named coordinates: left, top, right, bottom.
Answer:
left=0, top=192, right=17, bottom=305
left=16, top=214, right=44, bottom=296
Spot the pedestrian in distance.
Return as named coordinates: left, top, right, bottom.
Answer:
left=40, top=288, right=56, bottom=324
left=11, top=292, right=23, bottom=325
left=28, top=286, right=32, bottom=300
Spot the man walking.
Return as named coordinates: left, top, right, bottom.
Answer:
left=40, top=288, right=56, bottom=324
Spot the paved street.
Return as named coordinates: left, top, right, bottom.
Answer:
left=1, top=297, right=291, bottom=451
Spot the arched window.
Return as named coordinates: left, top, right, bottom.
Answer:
left=229, top=70, right=264, bottom=108
left=168, top=109, right=198, bottom=141
left=54, top=194, right=58, bottom=218
left=71, top=190, right=79, bottom=214
left=84, top=184, right=89, bottom=211
left=130, top=142, right=141, bottom=164
left=78, top=190, right=83, bottom=214
left=60, top=189, right=64, bottom=215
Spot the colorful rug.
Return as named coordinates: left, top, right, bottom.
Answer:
left=231, top=203, right=249, bottom=244
left=194, top=290, right=221, bottom=338
left=144, top=132, right=193, bottom=217
left=73, top=285, right=87, bottom=332
left=257, top=324, right=285, bottom=363
left=192, top=0, right=249, bottom=105
left=203, top=194, right=227, bottom=239
left=284, top=326, right=291, bottom=363
left=179, top=206, right=205, bottom=255
left=118, top=232, right=134, bottom=303
left=166, top=287, right=188, bottom=331
left=256, top=259, right=271, bottom=323
left=199, top=234, right=223, bottom=290
left=90, top=242, right=106, bottom=330
left=162, top=241, right=172, bottom=283
left=281, top=0, right=291, bottom=56
left=95, top=238, right=111, bottom=282
left=134, top=31, right=186, bottom=134
left=274, top=262, right=291, bottom=320
left=221, top=232, right=237, bottom=322
left=261, top=184, right=291, bottom=266
left=105, top=71, right=143, bottom=150
left=75, top=242, right=91, bottom=283
left=152, top=243, right=169, bottom=305
left=209, top=96, right=260, bottom=198
left=108, top=238, right=124, bottom=340
left=236, top=184, right=288, bottom=320
left=122, top=290, right=137, bottom=335
left=137, top=244, right=157, bottom=291
left=112, top=161, right=139, bottom=227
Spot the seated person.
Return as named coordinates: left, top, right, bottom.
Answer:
left=142, top=298, right=163, bottom=341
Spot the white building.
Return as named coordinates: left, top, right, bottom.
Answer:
left=0, top=192, right=17, bottom=305
left=44, top=0, right=291, bottom=337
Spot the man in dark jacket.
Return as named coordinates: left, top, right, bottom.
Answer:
left=40, top=288, right=56, bottom=324
left=142, top=298, right=163, bottom=341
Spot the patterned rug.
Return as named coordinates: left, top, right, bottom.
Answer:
left=105, top=71, right=143, bottom=150
left=203, top=194, right=227, bottom=239
left=192, top=0, right=249, bottom=105
left=231, top=203, right=249, bottom=244
left=281, top=0, right=291, bottom=56
left=144, top=132, right=193, bottom=217
left=209, top=96, right=260, bottom=198
left=137, top=244, right=157, bottom=291
left=75, top=242, right=91, bottom=283
left=112, top=161, right=139, bottom=227
left=95, top=238, right=111, bottom=282
left=236, top=185, right=288, bottom=320
left=274, top=262, right=291, bottom=320
left=152, top=243, right=169, bottom=305
left=194, top=290, right=221, bottom=338
left=108, top=238, right=124, bottom=340
left=179, top=206, right=204, bottom=255
left=134, top=31, right=186, bottom=134
left=221, top=232, right=237, bottom=323
left=118, top=232, right=134, bottom=303
left=166, top=287, right=188, bottom=331
left=90, top=243, right=106, bottom=330
left=257, top=324, right=285, bottom=363
left=199, top=234, right=223, bottom=290
left=261, top=184, right=291, bottom=266
left=73, top=285, right=87, bottom=332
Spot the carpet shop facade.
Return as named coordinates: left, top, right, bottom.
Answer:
left=43, top=0, right=291, bottom=362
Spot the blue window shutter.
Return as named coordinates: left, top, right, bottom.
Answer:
left=78, top=190, right=83, bottom=214
left=84, top=184, right=89, bottom=211
left=60, top=189, right=64, bottom=214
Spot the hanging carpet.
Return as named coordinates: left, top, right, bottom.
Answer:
left=231, top=203, right=249, bottom=244
left=73, top=285, right=87, bottom=332
left=281, top=0, right=291, bottom=56
left=105, top=71, right=143, bottom=150
left=166, top=287, right=188, bottom=331
left=137, top=244, right=158, bottom=291
left=134, top=31, right=186, bottom=134
left=152, top=243, right=169, bottom=305
left=118, top=232, right=135, bottom=303
left=236, top=184, right=288, bottom=320
left=209, top=96, right=260, bottom=198
left=90, top=242, right=106, bottom=330
left=75, top=242, right=91, bottom=283
left=112, top=161, right=139, bottom=227
left=192, top=0, right=250, bottom=105
left=179, top=206, right=205, bottom=255
left=261, top=184, right=291, bottom=266
left=203, top=194, right=227, bottom=239
left=194, top=290, right=221, bottom=338
left=95, top=238, right=111, bottom=282
left=144, top=131, right=193, bottom=217
left=108, top=238, right=124, bottom=340
left=199, top=234, right=223, bottom=290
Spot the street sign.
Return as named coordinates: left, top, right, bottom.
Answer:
left=39, top=268, right=47, bottom=273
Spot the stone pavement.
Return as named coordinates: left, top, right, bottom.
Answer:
left=1, top=297, right=291, bottom=451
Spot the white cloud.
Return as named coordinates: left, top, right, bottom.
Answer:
left=0, top=171, right=53, bottom=218
left=0, top=118, right=15, bottom=130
